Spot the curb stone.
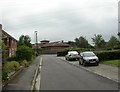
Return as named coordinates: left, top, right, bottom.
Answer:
left=31, top=56, right=42, bottom=91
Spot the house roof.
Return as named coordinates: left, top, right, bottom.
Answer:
left=2, top=30, right=17, bottom=42
left=40, top=40, right=50, bottom=42
left=41, top=41, right=70, bottom=48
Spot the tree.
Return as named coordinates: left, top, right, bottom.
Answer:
left=75, top=36, right=90, bottom=48
left=67, top=41, right=76, bottom=47
left=18, top=35, right=32, bottom=47
left=92, top=34, right=106, bottom=48
left=107, top=36, right=119, bottom=49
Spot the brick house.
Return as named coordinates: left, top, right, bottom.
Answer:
left=0, top=24, right=17, bottom=59
left=32, top=40, right=70, bottom=54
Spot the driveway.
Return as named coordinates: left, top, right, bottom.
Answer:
left=57, top=56, right=119, bottom=83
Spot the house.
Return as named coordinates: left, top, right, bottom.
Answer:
left=32, top=40, right=70, bottom=54
left=0, top=24, right=17, bottom=59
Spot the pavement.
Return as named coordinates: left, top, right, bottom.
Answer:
left=2, top=56, right=41, bottom=91
left=0, top=53, right=2, bottom=92
left=57, top=56, right=119, bottom=83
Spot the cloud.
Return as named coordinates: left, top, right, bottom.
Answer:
left=1, top=0, right=119, bottom=44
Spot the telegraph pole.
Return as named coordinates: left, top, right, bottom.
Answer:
left=35, top=31, right=38, bottom=56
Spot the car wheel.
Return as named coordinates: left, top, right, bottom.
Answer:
left=65, top=57, right=67, bottom=60
left=95, top=63, right=99, bottom=66
left=80, top=59, right=83, bottom=65
left=83, top=61, right=86, bottom=66
left=67, top=58, right=70, bottom=61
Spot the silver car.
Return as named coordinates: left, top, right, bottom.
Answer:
left=79, top=51, right=99, bottom=66
left=65, top=51, right=80, bottom=61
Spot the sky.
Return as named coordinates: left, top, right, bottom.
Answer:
left=0, top=0, right=119, bottom=44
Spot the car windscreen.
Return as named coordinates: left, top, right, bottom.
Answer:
left=83, top=52, right=95, bottom=57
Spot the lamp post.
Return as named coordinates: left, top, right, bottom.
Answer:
left=118, top=2, right=120, bottom=41
left=35, top=31, right=38, bottom=56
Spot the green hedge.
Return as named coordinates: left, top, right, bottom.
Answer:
left=94, top=50, right=120, bottom=61
left=57, top=50, right=68, bottom=56
left=57, top=48, right=120, bottom=62
left=57, top=48, right=91, bottom=56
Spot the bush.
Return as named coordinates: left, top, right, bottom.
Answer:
left=3, top=61, right=20, bottom=73
left=94, top=50, right=120, bottom=61
left=16, top=45, right=34, bottom=61
left=20, top=60, right=29, bottom=67
left=33, top=48, right=42, bottom=56
left=2, top=61, right=20, bottom=81
left=7, top=56, right=17, bottom=61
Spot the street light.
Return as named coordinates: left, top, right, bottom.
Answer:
left=35, top=31, right=38, bottom=56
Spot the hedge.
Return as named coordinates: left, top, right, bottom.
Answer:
left=57, top=48, right=120, bottom=62
left=57, top=48, right=91, bottom=56
left=94, top=50, right=120, bottom=61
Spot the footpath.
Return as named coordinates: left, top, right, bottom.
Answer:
left=57, top=57, right=119, bottom=83
left=2, top=56, right=41, bottom=91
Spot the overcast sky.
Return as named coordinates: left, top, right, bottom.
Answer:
left=0, top=0, right=119, bottom=44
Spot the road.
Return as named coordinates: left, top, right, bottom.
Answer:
left=40, top=55, right=118, bottom=90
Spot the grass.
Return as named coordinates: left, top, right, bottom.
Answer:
left=101, top=60, right=120, bottom=67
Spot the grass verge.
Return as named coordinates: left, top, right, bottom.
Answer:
left=101, top=60, right=120, bottom=67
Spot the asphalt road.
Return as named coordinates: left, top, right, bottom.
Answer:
left=40, top=55, right=118, bottom=90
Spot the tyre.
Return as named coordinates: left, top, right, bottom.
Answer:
left=80, top=59, right=83, bottom=65
left=95, top=63, right=99, bottom=66
left=65, top=57, right=67, bottom=60
left=83, top=62, right=86, bottom=66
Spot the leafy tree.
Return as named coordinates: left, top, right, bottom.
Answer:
left=67, top=41, right=76, bottom=47
left=18, top=35, right=32, bottom=47
left=107, top=36, right=120, bottom=49
left=75, top=36, right=90, bottom=48
left=92, top=34, right=106, bottom=48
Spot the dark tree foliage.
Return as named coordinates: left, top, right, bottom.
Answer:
left=18, top=35, right=32, bottom=47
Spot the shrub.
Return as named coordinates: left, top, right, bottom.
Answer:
left=2, top=61, right=20, bottom=81
left=94, top=50, right=120, bottom=61
left=3, top=61, right=20, bottom=73
left=7, top=56, right=17, bottom=61
left=20, top=60, right=29, bottom=67
left=16, top=45, right=34, bottom=61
